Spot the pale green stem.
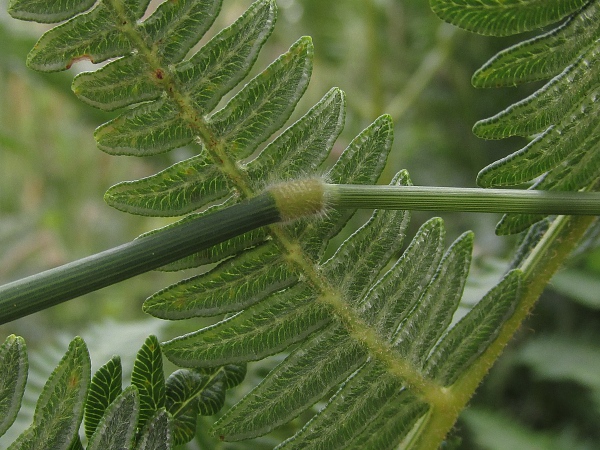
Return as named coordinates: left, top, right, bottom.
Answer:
left=386, top=22, right=457, bottom=121
left=326, top=184, right=600, bottom=215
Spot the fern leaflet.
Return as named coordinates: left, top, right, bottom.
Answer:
left=433, top=0, right=600, bottom=234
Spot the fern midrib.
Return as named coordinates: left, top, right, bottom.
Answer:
left=109, top=2, right=448, bottom=409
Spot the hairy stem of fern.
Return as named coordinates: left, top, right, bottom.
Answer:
left=411, top=214, right=596, bottom=449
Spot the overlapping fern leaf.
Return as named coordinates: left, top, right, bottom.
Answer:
left=431, top=0, right=600, bottom=234
left=0, top=333, right=244, bottom=449
left=7, top=0, right=525, bottom=448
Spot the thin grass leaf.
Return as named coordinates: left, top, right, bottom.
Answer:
left=84, top=356, right=122, bottom=440
left=0, top=335, right=28, bottom=438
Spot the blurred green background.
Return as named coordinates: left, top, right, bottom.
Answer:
left=0, top=0, right=599, bottom=448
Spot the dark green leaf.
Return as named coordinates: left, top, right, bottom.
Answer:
left=0, top=335, right=28, bottom=438
left=135, top=409, right=172, bottom=450
left=8, top=0, right=96, bottom=23
left=131, top=336, right=165, bottom=430
left=84, top=356, right=122, bottom=440
left=9, top=337, right=90, bottom=450
left=430, top=0, right=587, bottom=36
left=86, top=386, right=139, bottom=450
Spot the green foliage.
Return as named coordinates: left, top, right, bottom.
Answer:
left=8, top=336, right=89, bottom=450
left=0, top=333, right=244, bottom=448
left=433, top=0, right=600, bottom=234
left=2, top=0, right=599, bottom=448
left=0, top=336, right=27, bottom=438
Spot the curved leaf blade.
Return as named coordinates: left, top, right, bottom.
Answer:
left=0, top=335, right=28, bottom=438
left=26, top=3, right=134, bottom=71
left=361, top=217, right=446, bottom=340
left=95, top=98, right=195, bottom=156
left=8, top=0, right=96, bottom=23
left=247, top=87, right=346, bottom=184
left=430, top=0, right=588, bottom=36
left=162, top=283, right=330, bottom=367
left=166, top=364, right=245, bottom=445
left=179, top=0, right=277, bottom=113
left=86, top=386, right=139, bottom=450
left=141, top=0, right=223, bottom=64
left=104, top=152, right=230, bottom=216
left=72, top=55, right=160, bottom=111
left=425, top=269, right=522, bottom=385
left=9, top=337, right=90, bottom=450
left=131, top=336, right=165, bottom=430
left=472, top=1, right=600, bottom=87
left=473, top=42, right=600, bottom=140
left=214, top=324, right=367, bottom=441
left=84, top=356, right=123, bottom=440
left=393, top=231, right=474, bottom=366
left=144, top=241, right=299, bottom=319
left=135, top=409, right=172, bottom=450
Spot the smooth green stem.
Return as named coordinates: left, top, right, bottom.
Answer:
left=326, top=184, right=600, bottom=215
left=2, top=180, right=600, bottom=325
left=0, top=194, right=281, bottom=324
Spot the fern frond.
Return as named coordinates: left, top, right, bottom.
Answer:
left=8, top=0, right=527, bottom=447
left=434, top=0, right=600, bottom=234
left=471, top=0, right=600, bottom=87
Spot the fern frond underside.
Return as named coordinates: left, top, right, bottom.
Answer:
left=5, top=0, right=526, bottom=448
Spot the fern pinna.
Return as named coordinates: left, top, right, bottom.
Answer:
left=7, top=0, right=598, bottom=448
left=431, top=0, right=600, bottom=235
